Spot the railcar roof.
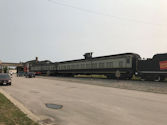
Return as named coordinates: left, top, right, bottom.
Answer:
left=153, top=53, right=167, bottom=60
left=58, top=53, right=140, bottom=64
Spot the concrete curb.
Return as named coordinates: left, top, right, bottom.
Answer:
left=0, top=88, right=41, bottom=124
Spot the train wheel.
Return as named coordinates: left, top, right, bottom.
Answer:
left=160, top=76, right=165, bottom=82
left=154, top=76, right=161, bottom=82
left=115, top=70, right=121, bottom=79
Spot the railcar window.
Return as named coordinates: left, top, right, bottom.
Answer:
left=107, top=62, right=113, bottom=68
left=52, top=66, right=54, bottom=70
left=86, top=64, right=91, bottom=68
left=77, top=64, right=79, bottom=68
left=92, top=63, right=97, bottom=68
left=99, top=63, right=104, bottom=68
left=126, top=58, right=130, bottom=63
left=106, top=62, right=109, bottom=67
left=119, top=61, right=123, bottom=67
left=79, top=64, right=82, bottom=69
left=95, top=63, right=97, bottom=68
left=67, top=65, right=70, bottom=69
left=54, top=66, right=57, bottom=70
left=81, top=64, right=85, bottom=69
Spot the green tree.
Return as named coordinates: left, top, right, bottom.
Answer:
left=3, top=66, right=8, bottom=73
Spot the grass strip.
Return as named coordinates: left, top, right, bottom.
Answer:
left=0, top=93, right=38, bottom=125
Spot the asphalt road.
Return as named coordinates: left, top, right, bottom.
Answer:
left=1, top=76, right=167, bottom=125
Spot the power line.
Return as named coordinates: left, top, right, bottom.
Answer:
left=48, top=0, right=166, bottom=26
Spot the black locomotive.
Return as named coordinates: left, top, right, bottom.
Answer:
left=138, top=53, right=167, bottom=81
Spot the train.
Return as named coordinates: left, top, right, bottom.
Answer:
left=28, top=52, right=167, bottom=81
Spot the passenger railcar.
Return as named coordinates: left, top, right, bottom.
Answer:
left=57, top=53, right=141, bottom=79
left=30, top=62, right=58, bottom=76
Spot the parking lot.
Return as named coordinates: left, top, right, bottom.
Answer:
left=1, top=75, right=167, bottom=125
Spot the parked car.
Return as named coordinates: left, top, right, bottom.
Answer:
left=25, top=72, right=35, bottom=78
left=0, top=73, right=11, bottom=85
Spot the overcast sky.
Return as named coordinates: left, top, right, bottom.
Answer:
left=0, top=0, right=167, bottom=62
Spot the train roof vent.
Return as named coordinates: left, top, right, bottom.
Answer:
left=83, top=52, right=93, bottom=60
